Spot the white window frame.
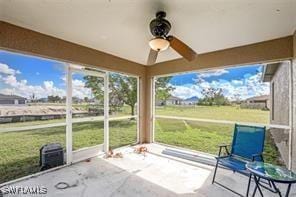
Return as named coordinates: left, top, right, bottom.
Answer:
left=66, top=65, right=107, bottom=164
left=0, top=51, right=140, bottom=184
left=152, top=65, right=293, bottom=168
left=1, top=62, right=140, bottom=165
left=66, top=67, right=140, bottom=163
left=66, top=65, right=73, bottom=164
left=136, top=76, right=140, bottom=143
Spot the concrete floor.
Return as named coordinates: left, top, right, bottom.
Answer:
left=3, top=144, right=296, bottom=197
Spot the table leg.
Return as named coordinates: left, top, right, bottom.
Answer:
left=252, top=176, right=264, bottom=197
left=271, top=181, right=282, bottom=197
left=285, top=184, right=291, bottom=197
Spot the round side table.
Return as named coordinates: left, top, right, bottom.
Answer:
left=246, top=161, right=296, bottom=197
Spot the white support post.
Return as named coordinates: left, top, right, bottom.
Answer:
left=151, top=77, right=156, bottom=143
left=104, top=72, right=109, bottom=153
left=288, top=60, right=293, bottom=170
left=66, top=66, right=73, bottom=164
left=136, top=76, right=140, bottom=143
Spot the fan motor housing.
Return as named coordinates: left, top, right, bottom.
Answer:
left=149, top=11, right=171, bottom=37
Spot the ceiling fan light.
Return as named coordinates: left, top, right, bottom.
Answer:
left=149, top=37, right=170, bottom=51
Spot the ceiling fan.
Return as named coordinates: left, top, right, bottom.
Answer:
left=147, top=11, right=197, bottom=65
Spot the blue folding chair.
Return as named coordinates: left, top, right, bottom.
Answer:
left=212, top=124, right=266, bottom=196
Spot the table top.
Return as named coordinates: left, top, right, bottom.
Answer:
left=246, top=161, right=296, bottom=183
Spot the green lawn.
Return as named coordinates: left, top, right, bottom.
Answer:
left=0, top=119, right=137, bottom=183
left=0, top=105, right=280, bottom=184
left=155, top=106, right=281, bottom=165
left=156, top=105, right=269, bottom=124
left=155, top=118, right=282, bottom=165
left=1, top=118, right=66, bottom=128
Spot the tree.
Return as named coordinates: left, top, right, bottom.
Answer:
left=84, top=74, right=137, bottom=115
left=84, top=74, right=174, bottom=115
left=232, top=93, right=242, bottom=104
left=84, top=97, right=89, bottom=103
left=84, top=75, right=104, bottom=104
left=115, top=74, right=137, bottom=116
left=30, top=93, right=37, bottom=103
left=47, top=95, right=62, bottom=103
left=155, top=76, right=174, bottom=105
left=198, top=88, right=229, bottom=106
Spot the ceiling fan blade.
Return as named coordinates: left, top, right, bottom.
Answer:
left=167, top=36, right=197, bottom=61
left=147, top=49, right=158, bottom=65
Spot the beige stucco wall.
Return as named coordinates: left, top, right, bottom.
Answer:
left=270, top=62, right=290, bottom=125
left=0, top=21, right=146, bottom=77
left=147, top=36, right=294, bottom=77
left=291, top=31, right=296, bottom=171
left=269, top=61, right=290, bottom=167
left=269, top=128, right=290, bottom=166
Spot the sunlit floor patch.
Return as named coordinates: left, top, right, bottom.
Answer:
left=105, top=147, right=212, bottom=194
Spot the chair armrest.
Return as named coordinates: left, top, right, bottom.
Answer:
left=218, top=144, right=230, bottom=147
left=217, top=144, right=230, bottom=157
left=252, top=153, right=264, bottom=162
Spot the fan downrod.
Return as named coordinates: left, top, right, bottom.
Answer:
left=156, top=11, right=166, bottom=19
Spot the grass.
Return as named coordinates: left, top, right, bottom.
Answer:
left=1, top=118, right=66, bottom=128
left=155, top=105, right=281, bottom=164
left=0, top=119, right=137, bottom=183
left=156, top=105, right=269, bottom=124
left=155, top=118, right=282, bottom=165
left=0, top=105, right=280, bottom=184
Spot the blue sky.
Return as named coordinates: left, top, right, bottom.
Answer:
left=0, top=50, right=88, bottom=99
left=168, top=65, right=269, bottom=100
left=0, top=50, right=66, bottom=87
left=0, top=50, right=269, bottom=100
left=170, top=66, right=261, bottom=86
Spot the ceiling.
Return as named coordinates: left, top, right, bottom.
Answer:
left=0, top=0, right=295, bottom=65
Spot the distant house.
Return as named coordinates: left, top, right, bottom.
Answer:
left=183, top=96, right=199, bottom=105
left=0, top=94, right=27, bottom=105
left=166, top=96, right=183, bottom=105
left=244, top=95, right=270, bottom=109
left=156, top=96, right=183, bottom=106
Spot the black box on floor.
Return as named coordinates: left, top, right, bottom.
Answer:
left=40, top=143, right=64, bottom=171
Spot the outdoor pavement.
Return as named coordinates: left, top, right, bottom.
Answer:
left=2, top=144, right=296, bottom=197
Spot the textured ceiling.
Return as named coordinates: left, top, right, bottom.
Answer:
left=1, top=0, right=295, bottom=65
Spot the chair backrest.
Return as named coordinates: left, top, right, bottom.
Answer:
left=231, top=124, right=266, bottom=161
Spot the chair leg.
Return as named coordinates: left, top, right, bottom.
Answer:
left=212, top=160, right=219, bottom=184
left=246, top=174, right=252, bottom=197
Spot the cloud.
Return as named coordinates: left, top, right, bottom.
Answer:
left=171, top=85, right=203, bottom=99
left=0, top=63, right=93, bottom=99
left=0, top=63, right=21, bottom=75
left=3, top=75, right=18, bottom=84
left=231, top=80, right=243, bottom=86
left=1, top=74, right=65, bottom=99
left=72, top=79, right=93, bottom=99
left=0, top=75, right=94, bottom=100
left=197, top=69, right=229, bottom=78
left=171, top=71, right=269, bottom=100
